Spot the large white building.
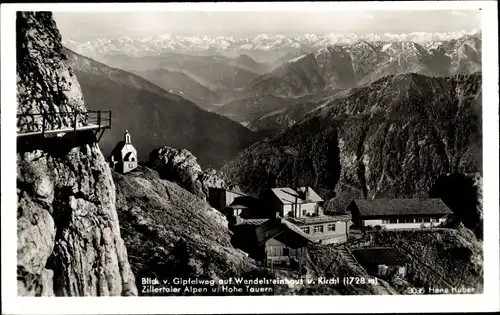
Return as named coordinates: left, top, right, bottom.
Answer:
left=264, top=186, right=351, bottom=245
left=348, top=198, right=453, bottom=230
left=268, top=186, right=324, bottom=218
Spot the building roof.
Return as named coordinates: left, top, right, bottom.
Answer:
left=209, top=187, right=247, bottom=196
left=110, top=141, right=125, bottom=156
left=234, top=219, right=270, bottom=226
left=238, top=218, right=314, bottom=246
left=351, top=198, right=453, bottom=217
left=270, top=186, right=323, bottom=205
left=352, top=247, right=410, bottom=266
left=280, top=218, right=314, bottom=243
left=228, top=195, right=261, bottom=210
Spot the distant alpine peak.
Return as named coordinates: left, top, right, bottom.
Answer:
left=63, top=30, right=480, bottom=58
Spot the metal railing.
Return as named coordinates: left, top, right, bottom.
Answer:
left=17, top=110, right=111, bottom=136
left=87, top=110, right=112, bottom=129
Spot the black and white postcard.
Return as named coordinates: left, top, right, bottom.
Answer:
left=1, top=1, right=499, bottom=314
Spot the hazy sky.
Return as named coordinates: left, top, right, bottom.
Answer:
left=52, top=10, right=481, bottom=41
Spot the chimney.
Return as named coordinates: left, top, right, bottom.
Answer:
left=294, top=195, right=298, bottom=218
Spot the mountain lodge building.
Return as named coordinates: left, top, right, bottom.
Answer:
left=208, top=188, right=265, bottom=225
left=231, top=218, right=312, bottom=271
left=347, top=198, right=453, bottom=230
left=262, top=186, right=352, bottom=245
left=109, top=130, right=138, bottom=174
left=208, top=187, right=247, bottom=212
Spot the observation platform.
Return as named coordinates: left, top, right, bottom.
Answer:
left=17, top=110, right=111, bottom=141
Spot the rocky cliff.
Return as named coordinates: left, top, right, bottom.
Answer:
left=430, top=172, right=483, bottom=239
left=17, top=11, right=136, bottom=296
left=149, top=146, right=240, bottom=200
left=112, top=166, right=266, bottom=295
left=223, top=73, right=482, bottom=217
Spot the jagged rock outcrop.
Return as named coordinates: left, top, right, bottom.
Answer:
left=430, top=172, right=483, bottom=239
left=17, top=11, right=137, bottom=296
left=112, top=166, right=268, bottom=295
left=223, top=73, right=482, bottom=216
left=149, top=146, right=239, bottom=200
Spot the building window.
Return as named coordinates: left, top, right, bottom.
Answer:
left=283, top=248, right=289, bottom=256
left=302, top=209, right=307, bottom=216
left=400, top=218, right=416, bottom=224
left=382, top=219, right=398, bottom=224
left=327, top=223, right=336, bottom=231
left=314, top=225, right=324, bottom=233
left=301, top=227, right=310, bottom=234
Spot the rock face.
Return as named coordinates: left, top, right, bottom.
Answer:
left=17, top=12, right=137, bottom=296
left=17, top=13, right=87, bottom=133
left=223, top=73, right=482, bottom=216
left=430, top=172, right=484, bottom=239
left=112, top=166, right=264, bottom=295
left=149, top=146, right=237, bottom=200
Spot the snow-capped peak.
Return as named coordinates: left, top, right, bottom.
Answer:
left=62, top=30, right=481, bottom=59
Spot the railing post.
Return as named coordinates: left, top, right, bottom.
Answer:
left=98, top=111, right=101, bottom=128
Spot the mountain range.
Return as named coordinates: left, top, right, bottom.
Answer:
left=63, top=48, right=261, bottom=169
left=222, top=73, right=482, bottom=210
left=96, top=53, right=263, bottom=94
left=132, top=69, right=222, bottom=110
left=246, top=88, right=354, bottom=132
left=244, top=35, right=481, bottom=98
left=63, top=33, right=481, bottom=127
left=216, top=34, right=481, bottom=125
left=63, top=30, right=480, bottom=62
